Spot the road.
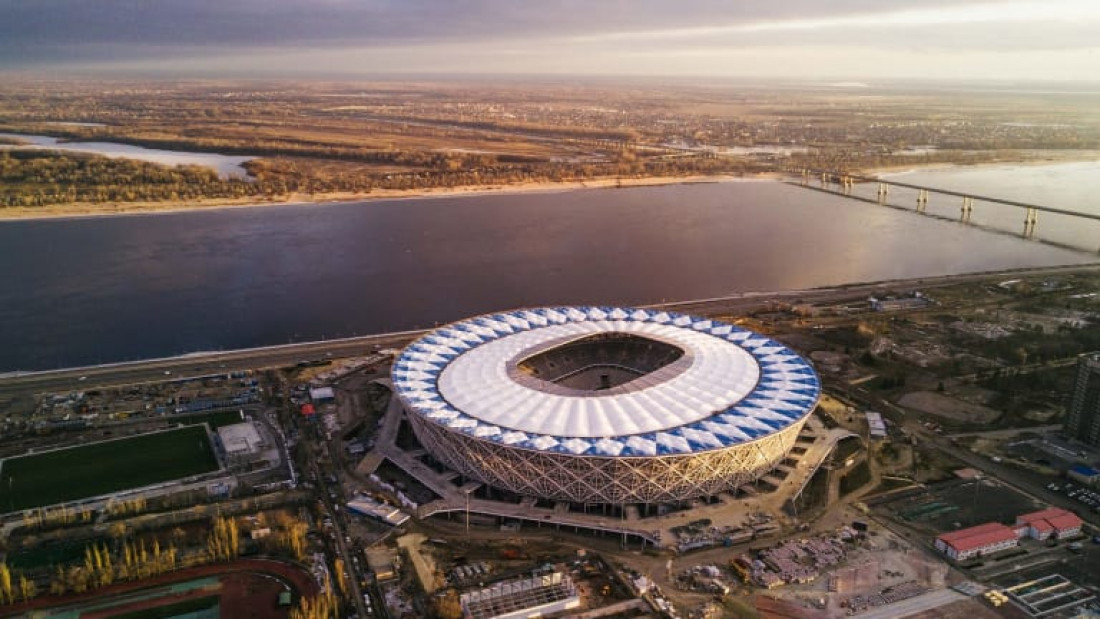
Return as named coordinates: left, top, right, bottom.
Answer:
left=854, top=589, right=965, bottom=619
left=303, top=414, right=370, bottom=618
left=0, top=330, right=421, bottom=401
left=925, top=435, right=1100, bottom=528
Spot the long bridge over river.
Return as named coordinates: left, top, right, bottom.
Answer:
left=791, top=168, right=1100, bottom=249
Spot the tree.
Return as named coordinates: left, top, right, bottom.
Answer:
left=17, top=576, right=35, bottom=602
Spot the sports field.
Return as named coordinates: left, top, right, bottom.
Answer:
left=0, top=425, right=219, bottom=512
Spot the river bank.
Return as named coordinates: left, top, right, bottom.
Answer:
left=0, top=173, right=779, bottom=221
left=2, top=148, right=1098, bottom=222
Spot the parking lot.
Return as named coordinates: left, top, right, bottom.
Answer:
left=1047, top=481, right=1100, bottom=517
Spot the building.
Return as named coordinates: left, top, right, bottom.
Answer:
left=347, top=496, right=410, bottom=527
left=460, top=572, right=580, bottom=619
left=1065, top=352, right=1100, bottom=447
left=1015, top=508, right=1082, bottom=541
left=865, top=411, right=887, bottom=439
left=216, top=422, right=266, bottom=467
left=934, top=523, right=1019, bottom=561
left=1068, top=464, right=1100, bottom=487
left=391, top=306, right=820, bottom=504
left=309, top=386, right=335, bottom=402
left=869, top=294, right=928, bottom=312
left=365, top=548, right=397, bottom=581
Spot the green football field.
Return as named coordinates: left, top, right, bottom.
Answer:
left=0, top=425, right=219, bottom=512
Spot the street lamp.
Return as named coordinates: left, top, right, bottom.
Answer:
left=465, top=489, right=472, bottom=540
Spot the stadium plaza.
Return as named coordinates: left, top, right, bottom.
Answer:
left=358, top=307, right=854, bottom=547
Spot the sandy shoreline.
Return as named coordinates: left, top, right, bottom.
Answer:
left=0, top=173, right=780, bottom=222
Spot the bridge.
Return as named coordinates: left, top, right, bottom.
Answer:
left=790, top=168, right=1100, bottom=247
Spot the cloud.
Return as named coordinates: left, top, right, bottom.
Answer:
left=1, top=0, right=1098, bottom=79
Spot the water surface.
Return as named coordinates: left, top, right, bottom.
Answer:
left=0, top=181, right=1089, bottom=371
left=0, top=132, right=253, bottom=179
left=877, top=161, right=1100, bottom=249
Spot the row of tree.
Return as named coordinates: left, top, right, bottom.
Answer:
left=0, top=564, right=35, bottom=605
left=1, top=149, right=762, bottom=208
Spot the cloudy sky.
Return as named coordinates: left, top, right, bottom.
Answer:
left=1, top=0, right=1099, bottom=81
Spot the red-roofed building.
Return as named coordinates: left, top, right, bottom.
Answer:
left=300, top=403, right=316, bottom=416
left=934, top=523, right=1019, bottom=561
left=1015, top=508, right=1082, bottom=541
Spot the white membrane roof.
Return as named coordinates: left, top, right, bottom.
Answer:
left=392, top=307, right=820, bottom=457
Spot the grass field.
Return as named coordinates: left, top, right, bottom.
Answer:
left=176, top=409, right=247, bottom=430
left=0, top=426, right=219, bottom=512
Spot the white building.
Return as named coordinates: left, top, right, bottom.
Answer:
left=217, top=422, right=266, bottom=467
left=461, top=572, right=580, bottom=619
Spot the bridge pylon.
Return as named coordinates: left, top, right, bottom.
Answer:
left=916, top=189, right=929, bottom=213
left=1023, top=208, right=1038, bottom=238
left=960, top=197, right=974, bottom=223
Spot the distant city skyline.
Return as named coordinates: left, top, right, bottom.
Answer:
left=1, top=0, right=1099, bottom=81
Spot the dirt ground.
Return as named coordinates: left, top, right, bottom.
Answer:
left=908, top=597, right=1015, bottom=619
left=897, top=391, right=1002, bottom=424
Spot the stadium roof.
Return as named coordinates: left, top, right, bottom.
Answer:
left=392, top=307, right=819, bottom=457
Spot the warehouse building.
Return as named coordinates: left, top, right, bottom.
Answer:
left=1014, top=508, right=1082, bottom=541
left=460, top=571, right=580, bottom=619
left=934, top=523, right=1019, bottom=561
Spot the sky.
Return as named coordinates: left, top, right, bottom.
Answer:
left=1, top=0, right=1099, bottom=81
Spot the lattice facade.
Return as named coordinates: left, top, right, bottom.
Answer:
left=407, top=407, right=805, bottom=503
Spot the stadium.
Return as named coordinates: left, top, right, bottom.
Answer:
left=391, top=307, right=820, bottom=505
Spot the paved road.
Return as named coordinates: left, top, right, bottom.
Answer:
left=0, top=331, right=420, bottom=401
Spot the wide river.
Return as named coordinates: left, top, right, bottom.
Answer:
left=0, top=175, right=1096, bottom=371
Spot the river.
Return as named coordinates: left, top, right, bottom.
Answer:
left=0, top=132, right=253, bottom=179
left=877, top=161, right=1100, bottom=250
left=0, top=177, right=1094, bottom=371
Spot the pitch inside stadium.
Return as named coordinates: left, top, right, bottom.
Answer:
left=391, top=306, right=820, bottom=506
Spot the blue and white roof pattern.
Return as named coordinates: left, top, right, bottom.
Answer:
left=392, top=307, right=820, bottom=457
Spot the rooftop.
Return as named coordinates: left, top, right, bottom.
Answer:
left=1017, top=507, right=1082, bottom=532
left=937, top=522, right=1018, bottom=552
left=392, top=307, right=820, bottom=457
left=217, top=422, right=263, bottom=455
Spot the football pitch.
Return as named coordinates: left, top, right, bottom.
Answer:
left=0, top=425, right=219, bottom=512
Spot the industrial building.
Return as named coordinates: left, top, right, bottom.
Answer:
left=935, top=507, right=1083, bottom=561
left=391, top=306, right=820, bottom=504
left=934, top=523, right=1019, bottom=561
left=1014, top=508, right=1082, bottom=541
left=1065, top=352, right=1100, bottom=447
left=1068, top=464, right=1100, bottom=487
left=347, top=496, right=410, bottom=527
left=460, top=571, right=580, bottom=619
